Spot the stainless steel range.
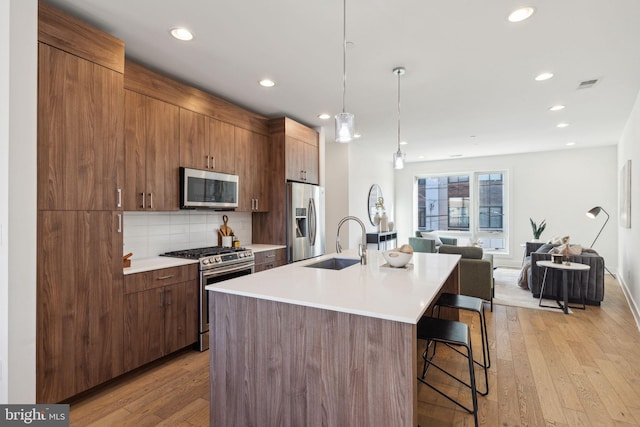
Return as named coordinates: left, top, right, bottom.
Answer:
left=161, top=246, right=254, bottom=351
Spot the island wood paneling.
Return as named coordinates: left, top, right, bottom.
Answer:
left=38, top=1, right=124, bottom=73
left=124, top=60, right=269, bottom=135
left=210, top=293, right=417, bottom=427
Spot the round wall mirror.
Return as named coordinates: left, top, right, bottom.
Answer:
left=367, top=184, right=383, bottom=226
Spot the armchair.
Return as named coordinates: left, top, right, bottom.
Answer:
left=438, top=245, right=494, bottom=310
left=409, top=231, right=458, bottom=253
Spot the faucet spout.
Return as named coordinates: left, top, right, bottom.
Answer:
left=335, top=216, right=367, bottom=265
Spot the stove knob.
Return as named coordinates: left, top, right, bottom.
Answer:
left=215, top=256, right=222, bottom=263
left=238, top=252, right=244, bottom=258
left=202, top=259, right=209, bottom=265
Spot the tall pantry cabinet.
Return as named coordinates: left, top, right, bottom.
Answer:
left=37, top=2, right=125, bottom=403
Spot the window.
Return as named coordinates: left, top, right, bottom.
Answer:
left=416, top=172, right=507, bottom=252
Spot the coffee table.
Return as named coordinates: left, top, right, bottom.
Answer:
left=536, top=260, right=591, bottom=314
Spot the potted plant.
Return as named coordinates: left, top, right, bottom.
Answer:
left=529, top=218, right=546, bottom=241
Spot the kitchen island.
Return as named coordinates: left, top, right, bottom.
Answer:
left=206, top=250, right=461, bottom=427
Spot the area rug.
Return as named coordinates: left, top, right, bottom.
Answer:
left=493, top=267, right=571, bottom=313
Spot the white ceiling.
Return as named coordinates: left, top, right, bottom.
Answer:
left=44, top=0, right=640, bottom=164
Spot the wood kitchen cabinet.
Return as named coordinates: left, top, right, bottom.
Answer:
left=124, top=89, right=180, bottom=211
left=179, top=109, right=236, bottom=174
left=37, top=43, right=124, bottom=211
left=124, top=265, right=198, bottom=372
left=285, top=135, right=319, bottom=184
left=235, top=127, right=269, bottom=212
left=37, top=210, right=124, bottom=403
left=254, top=248, right=287, bottom=273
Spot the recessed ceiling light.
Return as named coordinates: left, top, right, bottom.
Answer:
left=557, top=122, right=570, bottom=128
left=354, top=133, right=362, bottom=139
left=400, top=141, right=408, bottom=146
left=566, top=141, right=576, bottom=146
left=170, top=27, right=194, bottom=41
left=418, top=155, right=425, bottom=159
left=259, top=79, right=276, bottom=88
left=549, top=105, right=565, bottom=111
left=508, top=7, right=535, bottom=22
left=318, top=113, right=330, bottom=120
left=535, top=72, right=554, bottom=81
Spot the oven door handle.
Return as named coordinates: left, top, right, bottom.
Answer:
left=202, top=262, right=254, bottom=279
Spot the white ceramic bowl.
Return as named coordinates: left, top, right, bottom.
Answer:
left=382, top=250, right=413, bottom=268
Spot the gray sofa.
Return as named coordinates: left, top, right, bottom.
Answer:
left=524, top=243, right=605, bottom=305
left=409, top=231, right=458, bottom=253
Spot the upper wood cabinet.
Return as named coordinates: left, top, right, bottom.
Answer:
left=273, top=117, right=319, bottom=185
left=179, top=109, right=236, bottom=174
left=235, top=128, right=269, bottom=212
left=37, top=210, right=124, bottom=403
left=124, top=90, right=180, bottom=211
left=37, top=43, right=124, bottom=211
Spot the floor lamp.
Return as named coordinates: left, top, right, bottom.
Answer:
left=586, top=206, right=615, bottom=277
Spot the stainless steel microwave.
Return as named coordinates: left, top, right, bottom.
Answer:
left=180, top=167, right=239, bottom=209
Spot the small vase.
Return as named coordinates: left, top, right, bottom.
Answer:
left=373, top=212, right=381, bottom=226
left=379, top=213, right=388, bottom=232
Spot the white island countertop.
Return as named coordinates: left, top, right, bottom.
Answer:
left=206, top=250, right=460, bottom=324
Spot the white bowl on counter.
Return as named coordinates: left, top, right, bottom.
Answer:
left=382, top=250, right=413, bottom=268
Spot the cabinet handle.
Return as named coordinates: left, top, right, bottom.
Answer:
left=159, top=290, right=164, bottom=307
left=117, top=188, right=122, bottom=208
left=212, top=156, right=216, bottom=170
left=157, top=274, right=175, bottom=280
left=148, top=193, right=153, bottom=209
left=206, top=155, right=210, bottom=169
left=255, top=199, right=259, bottom=211
left=117, top=214, right=122, bottom=233
left=166, top=289, right=172, bottom=306
left=266, top=254, right=275, bottom=259
left=141, top=192, right=145, bottom=209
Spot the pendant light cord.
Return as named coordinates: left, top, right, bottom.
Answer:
left=342, top=0, right=347, bottom=114
left=397, top=69, right=401, bottom=151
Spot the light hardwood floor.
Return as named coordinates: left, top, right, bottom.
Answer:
left=70, top=274, right=640, bottom=426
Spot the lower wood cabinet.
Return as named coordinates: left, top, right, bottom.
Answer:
left=124, top=266, right=198, bottom=372
left=254, top=248, right=287, bottom=273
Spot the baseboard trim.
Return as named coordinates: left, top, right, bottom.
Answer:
left=617, top=275, right=640, bottom=332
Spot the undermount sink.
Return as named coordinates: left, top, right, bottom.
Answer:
left=305, top=258, right=361, bottom=270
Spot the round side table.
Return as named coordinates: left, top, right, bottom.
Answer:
left=536, top=260, right=590, bottom=314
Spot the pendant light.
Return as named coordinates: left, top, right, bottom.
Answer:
left=393, top=67, right=406, bottom=169
left=335, top=0, right=354, bottom=143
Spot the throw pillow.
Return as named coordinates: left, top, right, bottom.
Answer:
left=552, top=244, right=583, bottom=256
left=547, top=235, right=570, bottom=245
left=535, top=243, right=557, bottom=253
left=421, top=232, right=443, bottom=246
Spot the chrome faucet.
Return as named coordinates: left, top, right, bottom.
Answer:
left=336, top=216, right=367, bottom=265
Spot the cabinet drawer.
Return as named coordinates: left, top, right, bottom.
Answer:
left=254, top=250, right=277, bottom=265
left=125, top=264, right=197, bottom=294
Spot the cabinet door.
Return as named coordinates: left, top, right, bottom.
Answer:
left=164, top=280, right=199, bottom=354
left=37, top=211, right=124, bottom=402
left=124, top=288, right=165, bottom=371
left=302, top=141, right=319, bottom=185
left=209, top=118, right=236, bottom=174
left=38, top=43, right=124, bottom=211
left=252, top=132, right=270, bottom=212
left=234, top=127, right=253, bottom=212
left=123, top=90, right=147, bottom=210
left=179, top=109, right=209, bottom=170
left=145, top=97, right=180, bottom=210
left=285, top=137, right=304, bottom=182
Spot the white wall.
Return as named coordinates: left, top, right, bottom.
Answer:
left=394, top=146, right=618, bottom=269
left=1, top=0, right=38, bottom=403
left=325, top=140, right=396, bottom=252
left=618, top=90, right=640, bottom=328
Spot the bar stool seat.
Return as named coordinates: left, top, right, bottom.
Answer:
left=433, top=292, right=490, bottom=396
left=417, top=316, right=479, bottom=427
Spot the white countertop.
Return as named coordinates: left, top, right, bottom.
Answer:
left=206, top=250, right=461, bottom=324
left=123, top=244, right=286, bottom=275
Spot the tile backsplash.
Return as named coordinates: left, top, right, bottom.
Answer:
left=123, top=211, right=253, bottom=259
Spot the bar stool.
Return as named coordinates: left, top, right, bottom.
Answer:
left=417, top=316, right=478, bottom=427
left=433, top=293, right=490, bottom=396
